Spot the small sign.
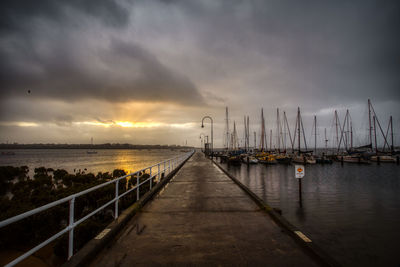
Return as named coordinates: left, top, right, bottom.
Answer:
left=295, top=165, right=305, bottom=178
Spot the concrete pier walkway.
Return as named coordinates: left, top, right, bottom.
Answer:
left=90, top=152, right=319, bottom=266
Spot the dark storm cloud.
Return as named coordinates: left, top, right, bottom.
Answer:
left=0, top=0, right=129, bottom=32
left=0, top=37, right=203, bottom=104
left=0, top=0, right=204, bottom=105
left=146, top=0, right=400, bottom=107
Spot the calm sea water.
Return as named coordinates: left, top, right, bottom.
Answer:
left=0, top=149, right=185, bottom=176
left=220, top=161, right=400, bottom=267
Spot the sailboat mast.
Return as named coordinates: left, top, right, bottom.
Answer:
left=300, top=113, right=308, bottom=151
left=346, top=110, right=350, bottom=150
left=225, top=107, right=229, bottom=150
left=277, top=108, right=280, bottom=153
left=233, top=121, right=237, bottom=150
left=284, top=111, right=294, bottom=152
left=314, top=115, right=317, bottom=154
left=350, top=120, right=353, bottom=149
left=390, top=115, right=394, bottom=153
left=254, top=131, right=256, bottom=151
left=368, top=99, right=372, bottom=147
left=298, top=107, right=301, bottom=153
left=283, top=111, right=287, bottom=152
left=270, top=129, right=272, bottom=151
left=335, top=110, right=339, bottom=147
left=244, top=116, right=247, bottom=151
left=261, top=108, right=265, bottom=151
left=324, top=128, right=328, bottom=154
left=373, top=115, right=378, bottom=154
left=247, top=116, right=250, bottom=151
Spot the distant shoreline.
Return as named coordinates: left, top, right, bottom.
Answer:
left=0, top=144, right=193, bottom=150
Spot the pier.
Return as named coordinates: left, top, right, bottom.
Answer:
left=83, top=152, right=320, bottom=266
left=1, top=151, right=341, bottom=267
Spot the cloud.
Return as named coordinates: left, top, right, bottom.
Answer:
left=135, top=0, right=400, bottom=107
left=0, top=1, right=204, bottom=105
left=0, top=0, right=129, bottom=33
left=0, top=0, right=399, bottom=146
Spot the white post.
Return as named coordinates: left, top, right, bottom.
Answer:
left=114, top=180, right=119, bottom=219
left=149, top=168, right=152, bottom=189
left=157, top=163, right=160, bottom=182
left=136, top=173, right=140, bottom=201
left=68, top=197, right=75, bottom=260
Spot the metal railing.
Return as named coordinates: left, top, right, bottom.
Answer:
left=0, top=150, right=194, bottom=267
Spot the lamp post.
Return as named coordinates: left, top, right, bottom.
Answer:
left=205, top=136, right=209, bottom=155
left=201, top=116, right=213, bottom=158
left=199, top=133, right=206, bottom=152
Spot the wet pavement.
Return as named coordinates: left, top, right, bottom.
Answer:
left=90, top=152, right=319, bottom=266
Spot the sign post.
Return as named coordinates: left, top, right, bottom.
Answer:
left=295, top=165, right=305, bottom=206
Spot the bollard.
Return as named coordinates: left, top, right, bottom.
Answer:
left=377, top=156, right=380, bottom=165
left=341, top=156, right=344, bottom=166
left=397, top=156, right=399, bottom=165
left=247, top=156, right=249, bottom=165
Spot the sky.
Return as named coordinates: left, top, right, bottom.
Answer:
left=0, top=0, right=399, bottom=148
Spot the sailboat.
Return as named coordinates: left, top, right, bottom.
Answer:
left=316, top=128, right=332, bottom=164
left=87, top=137, right=98, bottom=154
left=291, top=107, right=316, bottom=164
left=227, top=121, right=242, bottom=165
left=275, top=108, right=292, bottom=164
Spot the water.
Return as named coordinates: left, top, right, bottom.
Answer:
left=220, top=162, right=400, bottom=266
left=0, top=149, right=185, bottom=176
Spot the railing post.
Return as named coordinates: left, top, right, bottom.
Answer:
left=68, top=197, right=75, bottom=260
left=169, top=160, right=171, bottom=174
left=136, top=173, right=140, bottom=201
left=164, top=161, right=166, bottom=176
left=149, top=168, right=152, bottom=189
left=114, top=180, right=119, bottom=219
left=157, top=163, right=160, bottom=181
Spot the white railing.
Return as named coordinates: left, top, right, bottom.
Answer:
left=0, top=150, right=194, bottom=267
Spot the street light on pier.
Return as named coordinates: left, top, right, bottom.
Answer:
left=199, top=133, right=206, bottom=152
left=201, top=116, right=213, bottom=157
